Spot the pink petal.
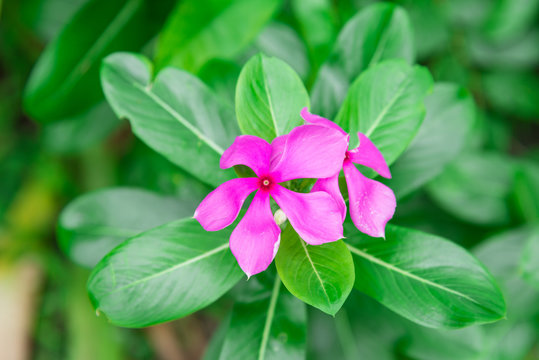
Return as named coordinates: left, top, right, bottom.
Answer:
left=300, top=107, right=347, bottom=135
left=312, top=173, right=347, bottom=222
left=220, top=135, right=272, bottom=176
left=343, top=161, right=396, bottom=238
left=270, top=125, right=348, bottom=182
left=229, top=190, right=281, bottom=277
left=269, top=134, right=287, bottom=169
left=347, top=133, right=391, bottom=179
left=271, top=185, right=343, bottom=245
left=194, top=178, right=259, bottom=231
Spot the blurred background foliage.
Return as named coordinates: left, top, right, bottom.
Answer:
left=0, top=0, right=538, bottom=359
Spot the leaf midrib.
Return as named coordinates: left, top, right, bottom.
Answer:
left=300, top=238, right=331, bottom=307
left=346, top=243, right=480, bottom=305
left=127, top=75, right=225, bottom=155
left=102, top=242, right=229, bottom=296
left=364, top=67, right=413, bottom=138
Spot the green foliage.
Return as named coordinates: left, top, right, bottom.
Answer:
left=155, top=0, right=281, bottom=71
left=235, top=54, right=309, bottom=142
left=100, top=52, right=239, bottom=187
left=87, top=218, right=243, bottom=327
left=336, top=60, right=433, bottom=164
left=346, top=223, right=506, bottom=328
left=275, top=226, right=354, bottom=316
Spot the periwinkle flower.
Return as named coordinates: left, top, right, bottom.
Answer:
left=301, top=107, right=396, bottom=238
left=194, top=125, right=348, bottom=277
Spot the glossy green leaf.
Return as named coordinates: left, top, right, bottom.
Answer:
left=427, top=152, right=516, bottom=226
left=156, top=0, right=281, bottom=71
left=219, top=277, right=307, bottom=360
left=335, top=60, right=433, bottom=165
left=311, top=3, right=414, bottom=118
left=87, top=218, right=243, bottom=327
left=23, top=0, right=173, bottom=122
left=58, top=187, right=197, bottom=268
left=253, top=22, right=310, bottom=81
left=235, top=53, right=309, bottom=142
left=101, top=52, right=239, bottom=187
left=345, top=223, right=506, bottom=328
left=385, top=83, right=475, bottom=198
left=42, top=101, right=120, bottom=154
left=275, top=226, right=354, bottom=316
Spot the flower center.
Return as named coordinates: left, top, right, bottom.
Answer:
left=258, top=175, right=275, bottom=191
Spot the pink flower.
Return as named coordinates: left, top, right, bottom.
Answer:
left=301, top=108, right=396, bottom=238
left=194, top=125, right=349, bottom=277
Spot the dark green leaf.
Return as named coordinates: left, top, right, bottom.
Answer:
left=101, top=52, right=239, bottom=187
left=87, top=218, right=243, bottom=327
left=291, top=0, right=336, bottom=68
left=512, top=160, right=539, bottom=223
left=427, top=152, right=516, bottom=226
left=198, top=59, right=241, bottom=106
left=311, top=3, right=414, bottom=118
left=385, top=83, right=475, bottom=198
left=275, top=226, right=354, bottom=316
left=346, top=223, right=506, bottom=328
left=235, top=53, right=309, bottom=142
left=41, top=101, right=120, bottom=154
left=58, top=187, right=197, bottom=268
left=219, top=277, right=307, bottom=360
left=156, top=0, right=282, bottom=71
left=23, top=0, right=173, bottom=122
left=335, top=60, right=433, bottom=165
left=483, top=71, right=539, bottom=120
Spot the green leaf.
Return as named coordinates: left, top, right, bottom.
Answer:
left=101, top=52, right=239, bottom=187
left=427, top=152, right=516, bottom=226
left=87, top=218, right=243, bottom=327
left=235, top=53, right=309, bottom=142
left=384, top=83, right=475, bottom=198
left=311, top=3, right=414, bottom=118
left=483, top=71, right=539, bottom=121
left=156, top=0, right=282, bottom=71
left=346, top=223, right=506, bottom=328
left=198, top=59, right=241, bottom=106
left=275, top=226, right=354, bottom=316
left=520, top=228, right=539, bottom=289
left=58, top=187, right=198, bottom=268
left=291, top=0, right=336, bottom=68
left=23, top=0, right=173, bottom=122
left=482, top=0, right=539, bottom=43
left=335, top=60, right=433, bottom=166
left=42, top=101, right=120, bottom=154
left=219, top=277, right=307, bottom=359
left=512, top=160, right=539, bottom=223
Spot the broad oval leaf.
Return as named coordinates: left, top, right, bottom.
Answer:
left=345, top=223, right=506, bottom=328
left=520, top=227, right=539, bottom=289
left=427, top=152, right=516, bottom=226
left=156, top=0, right=282, bottom=71
left=24, top=0, right=173, bottom=122
left=58, top=187, right=198, bottom=268
left=101, top=52, right=239, bottom=187
left=219, top=277, right=307, bottom=360
left=87, top=218, right=243, bottom=327
left=275, top=226, right=354, bottom=316
left=335, top=60, right=433, bottom=166
left=311, top=2, right=414, bottom=118
left=235, top=53, right=309, bottom=142
left=384, top=83, right=475, bottom=198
